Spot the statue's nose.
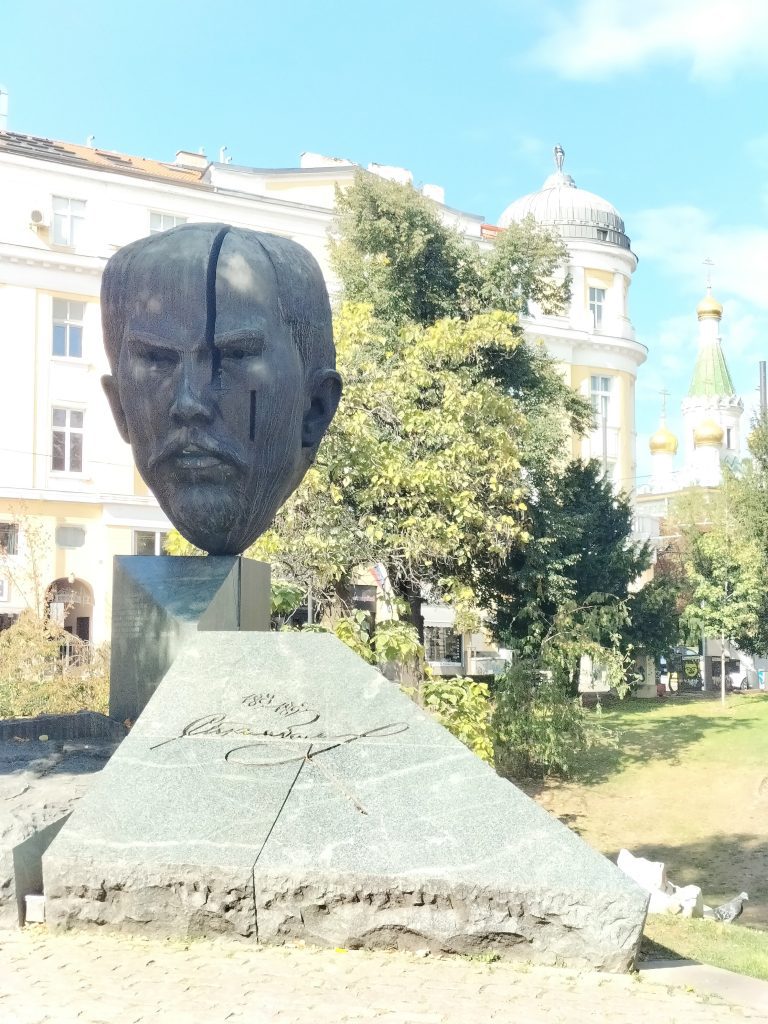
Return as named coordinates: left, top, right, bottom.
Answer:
left=170, top=364, right=214, bottom=425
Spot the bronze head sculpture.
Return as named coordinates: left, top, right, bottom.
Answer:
left=101, top=224, right=342, bottom=555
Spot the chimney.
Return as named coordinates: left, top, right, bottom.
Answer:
left=0, top=87, right=8, bottom=132
left=175, top=149, right=209, bottom=170
left=422, top=183, right=445, bottom=205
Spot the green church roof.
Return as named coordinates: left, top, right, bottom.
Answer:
left=688, top=340, right=736, bottom=398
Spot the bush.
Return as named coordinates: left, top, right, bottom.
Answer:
left=0, top=611, right=109, bottom=718
left=491, top=661, right=612, bottom=780
left=422, top=675, right=494, bottom=764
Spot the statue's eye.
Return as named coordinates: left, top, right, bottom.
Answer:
left=144, top=349, right=175, bottom=369
left=130, top=339, right=177, bottom=369
left=150, top=351, right=174, bottom=366
left=216, top=334, right=264, bottom=362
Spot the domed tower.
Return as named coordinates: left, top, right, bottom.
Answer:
left=498, top=145, right=646, bottom=491
left=649, top=402, right=678, bottom=493
left=681, top=282, right=743, bottom=486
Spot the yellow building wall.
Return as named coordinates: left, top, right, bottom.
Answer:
left=569, top=365, right=636, bottom=492
left=0, top=498, right=134, bottom=644
left=133, top=466, right=149, bottom=497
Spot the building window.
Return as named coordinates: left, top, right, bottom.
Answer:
left=0, top=523, right=18, bottom=556
left=726, top=427, right=732, bottom=449
left=597, top=228, right=608, bottom=241
left=425, top=625, right=463, bottom=664
left=589, top=287, right=606, bottom=328
left=150, top=212, right=186, bottom=234
left=0, top=579, right=8, bottom=602
left=590, top=375, right=613, bottom=421
left=52, top=299, right=85, bottom=358
left=52, top=196, right=85, bottom=247
left=52, top=408, right=84, bottom=472
left=133, top=530, right=169, bottom=556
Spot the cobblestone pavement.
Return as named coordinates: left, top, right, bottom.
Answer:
left=2, top=930, right=767, bottom=1024
left=3, top=933, right=765, bottom=1024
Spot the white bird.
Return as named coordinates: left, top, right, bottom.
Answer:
left=713, top=892, right=749, bottom=922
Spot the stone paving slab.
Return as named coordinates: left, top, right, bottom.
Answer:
left=641, top=959, right=768, bottom=1015
left=0, top=741, right=116, bottom=925
left=1, top=929, right=765, bottom=1024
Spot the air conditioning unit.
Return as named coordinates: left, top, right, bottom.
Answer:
left=30, top=209, right=49, bottom=229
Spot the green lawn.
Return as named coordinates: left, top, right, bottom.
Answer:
left=643, top=916, right=768, bottom=982
left=525, top=692, right=768, bottom=978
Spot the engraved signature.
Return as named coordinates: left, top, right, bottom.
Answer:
left=149, top=691, right=409, bottom=768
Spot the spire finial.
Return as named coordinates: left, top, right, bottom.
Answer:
left=554, top=144, right=565, bottom=173
left=660, top=388, right=670, bottom=421
left=703, top=256, right=715, bottom=294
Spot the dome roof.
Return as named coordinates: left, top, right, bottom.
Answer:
left=694, top=418, right=724, bottom=447
left=649, top=424, right=678, bottom=455
left=498, top=145, right=631, bottom=251
left=696, top=290, right=723, bottom=320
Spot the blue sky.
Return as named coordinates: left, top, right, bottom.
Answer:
left=3, top=0, right=767, bottom=487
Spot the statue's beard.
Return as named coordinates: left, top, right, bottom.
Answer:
left=164, top=482, right=250, bottom=554
left=147, top=452, right=309, bottom=556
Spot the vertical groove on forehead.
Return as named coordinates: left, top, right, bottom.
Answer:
left=207, top=225, right=231, bottom=382
left=250, top=233, right=288, bottom=328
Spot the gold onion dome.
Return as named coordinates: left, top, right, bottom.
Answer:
left=697, top=292, right=723, bottom=319
left=694, top=418, right=724, bottom=446
left=649, top=424, right=678, bottom=455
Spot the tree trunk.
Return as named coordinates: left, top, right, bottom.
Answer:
left=721, top=633, right=726, bottom=707
left=399, top=579, right=425, bottom=645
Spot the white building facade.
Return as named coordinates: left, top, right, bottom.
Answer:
left=0, top=131, right=487, bottom=646
left=497, top=146, right=646, bottom=492
left=0, top=131, right=645, bottom=664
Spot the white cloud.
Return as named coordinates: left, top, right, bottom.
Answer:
left=529, top=0, right=768, bottom=81
left=631, top=204, right=768, bottom=312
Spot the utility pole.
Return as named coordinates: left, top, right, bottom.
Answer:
left=721, top=630, right=727, bottom=707
left=720, top=474, right=732, bottom=708
left=759, top=360, right=767, bottom=417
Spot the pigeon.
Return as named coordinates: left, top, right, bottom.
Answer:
left=713, top=892, right=749, bottom=922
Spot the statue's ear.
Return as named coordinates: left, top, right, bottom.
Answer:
left=302, top=369, right=342, bottom=450
left=101, top=374, right=130, bottom=443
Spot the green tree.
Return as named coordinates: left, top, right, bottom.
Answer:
left=491, top=660, right=612, bottom=780
left=481, top=215, right=572, bottom=318
left=486, top=460, right=651, bottom=656
left=669, top=472, right=768, bottom=700
left=316, top=170, right=590, bottom=632
left=623, top=575, right=681, bottom=660
left=331, top=172, right=573, bottom=329
left=330, top=170, right=481, bottom=327
left=681, top=527, right=764, bottom=702
left=250, top=302, right=530, bottom=634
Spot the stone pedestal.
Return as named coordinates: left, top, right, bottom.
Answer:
left=109, top=556, right=270, bottom=724
left=44, top=633, right=648, bottom=970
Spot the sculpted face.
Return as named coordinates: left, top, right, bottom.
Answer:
left=101, top=225, right=341, bottom=555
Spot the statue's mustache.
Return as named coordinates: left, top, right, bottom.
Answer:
left=148, top=432, right=248, bottom=473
